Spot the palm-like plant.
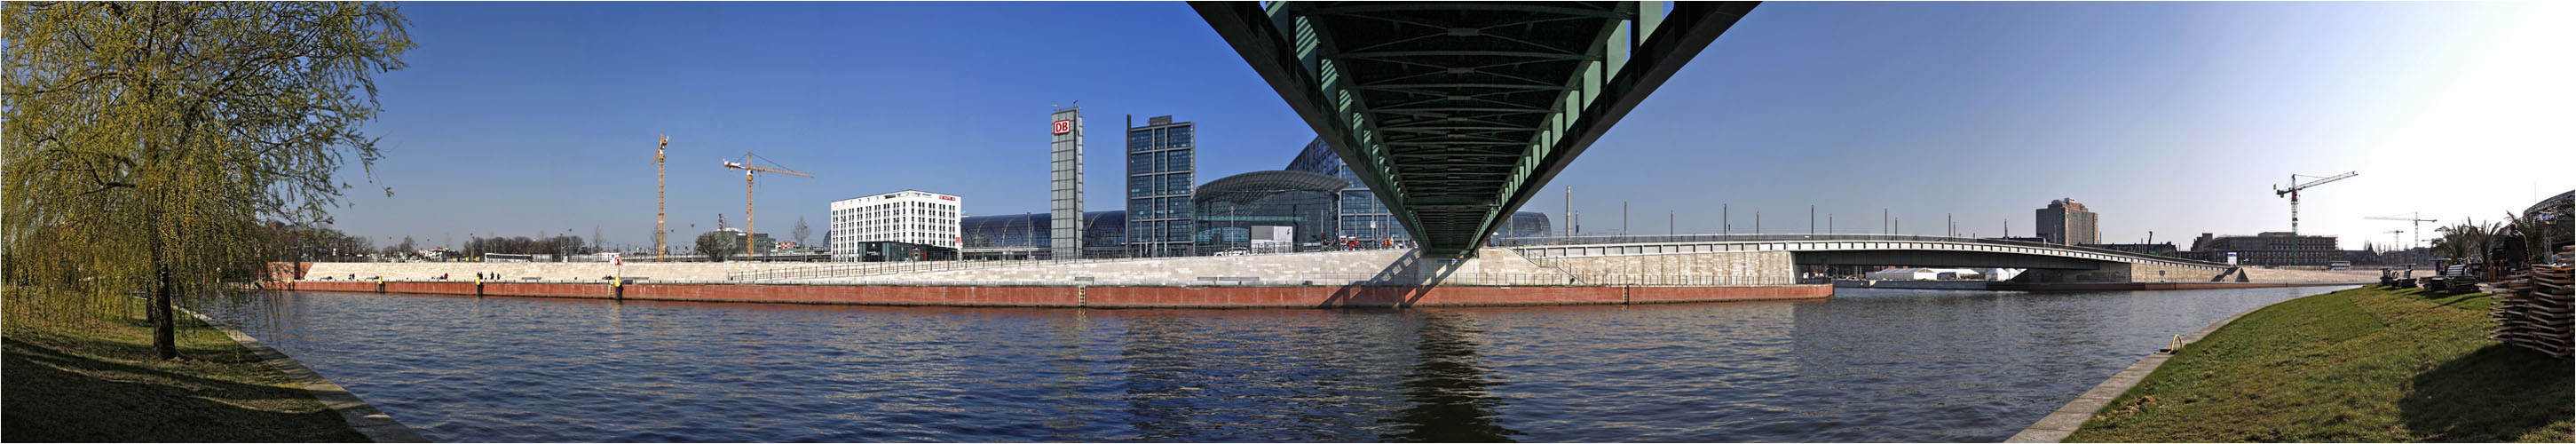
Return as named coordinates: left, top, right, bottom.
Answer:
left=2430, top=218, right=2499, bottom=263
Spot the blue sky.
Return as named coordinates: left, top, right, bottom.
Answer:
left=336, top=1, right=2572, bottom=251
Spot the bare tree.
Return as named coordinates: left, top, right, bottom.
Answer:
left=696, top=231, right=737, bottom=262
left=792, top=217, right=811, bottom=249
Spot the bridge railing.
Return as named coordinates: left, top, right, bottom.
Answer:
left=728, top=256, right=1163, bottom=281
left=726, top=249, right=1392, bottom=281
left=781, top=272, right=1795, bottom=287
left=1289, top=273, right=1794, bottom=287
left=1495, top=234, right=2224, bottom=266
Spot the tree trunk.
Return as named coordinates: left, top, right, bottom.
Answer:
left=152, top=262, right=178, bottom=360
left=149, top=210, right=179, bottom=360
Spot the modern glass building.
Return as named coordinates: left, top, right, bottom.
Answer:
left=1496, top=211, right=1553, bottom=240
left=959, top=211, right=1127, bottom=259
left=1286, top=137, right=1552, bottom=242
left=1284, top=138, right=1405, bottom=242
left=1193, top=170, right=1343, bottom=254
left=1127, top=115, right=1196, bottom=258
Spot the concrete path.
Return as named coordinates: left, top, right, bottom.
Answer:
left=181, top=309, right=429, bottom=443
left=2003, top=296, right=2301, bottom=442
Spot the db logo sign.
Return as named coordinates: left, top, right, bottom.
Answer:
left=1051, top=119, right=1072, bottom=135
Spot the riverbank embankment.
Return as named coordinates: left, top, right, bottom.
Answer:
left=271, top=248, right=1833, bottom=307
left=2052, top=286, right=2572, bottom=442
left=2, top=290, right=379, bottom=442
left=271, top=280, right=1834, bottom=307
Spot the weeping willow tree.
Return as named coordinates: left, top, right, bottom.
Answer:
left=4, top=2, right=411, bottom=360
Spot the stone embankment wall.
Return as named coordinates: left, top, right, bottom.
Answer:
left=2130, top=261, right=2229, bottom=282
left=2239, top=267, right=2383, bottom=283
left=296, top=262, right=825, bottom=281
left=1530, top=251, right=1796, bottom=284
left=269, top=281, right=1836, bottom=308
left=296, top=248, right=1584, bottom=285
left=809, top=248, right=1566, bottom=284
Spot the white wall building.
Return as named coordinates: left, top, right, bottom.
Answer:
left=830, top=190, right=962, bottom=261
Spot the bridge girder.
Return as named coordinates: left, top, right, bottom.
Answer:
left=1193, top=1, right=1760, bottom=258
left=1793, top=250, right=2117, bottom=271
left=1505, top=234, right=2235, bottom=273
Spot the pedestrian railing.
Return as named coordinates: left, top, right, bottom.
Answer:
left=724, top=249, right=1402, bottom=281
left=1287, top=273, right=1792, bottom=287
left=1497, top=234, right=2229, bottom=269
left=778, top=272, right=1793, bottom=288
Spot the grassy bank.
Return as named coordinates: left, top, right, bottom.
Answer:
left=2066, top=286, right=2573, bottom=442
left=2, top=291, right=369, bottom=442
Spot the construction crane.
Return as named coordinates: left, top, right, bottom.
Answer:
left=2366, top=212, right=2440, bottom=250
left=653, top=135, right=669, bottom=262
left=2379, top=229, right=2410, bottom=265
left=722, top=153, right=813, bottom=259
left=2273, top=171, right=2357, bottom=235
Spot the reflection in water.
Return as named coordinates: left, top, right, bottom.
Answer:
left=1383, top=312, right=1521, bottom=442
left=197, top=286, right=2350, bottom=442
left=1116, top=314, right=1205, bottom=440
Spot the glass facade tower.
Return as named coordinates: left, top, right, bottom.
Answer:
left=1126, top=115, right=1196, bottom=257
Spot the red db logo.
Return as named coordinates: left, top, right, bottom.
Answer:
left=1051, top=119, right=1072, bottom=135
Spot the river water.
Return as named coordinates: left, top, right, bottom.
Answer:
left=194, top=286, right=2348, bottom=442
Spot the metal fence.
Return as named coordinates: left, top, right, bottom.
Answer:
left=1289, top=273, right=1792, bottom=287
left=770, top=272, right=1794, bottom=288
left=1496, top=234, right=2226, bottom=267
left=724, top=249, right=1389, bottom=281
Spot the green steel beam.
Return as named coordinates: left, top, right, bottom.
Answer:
left=1194, top=1, right=1759, bottom=258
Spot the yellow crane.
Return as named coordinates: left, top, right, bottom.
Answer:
left=653, top=135, right=669, bottom=262
left=723, top=153, right=812, bottom=259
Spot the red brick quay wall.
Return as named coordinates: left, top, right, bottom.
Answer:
left=269, top=281, right=1832, bottom=308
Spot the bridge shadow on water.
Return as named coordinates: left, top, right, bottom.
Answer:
left=1380, top=312, right=1523, bottom=442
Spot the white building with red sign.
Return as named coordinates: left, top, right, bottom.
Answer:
left=830, top=190, right=963, bottom=261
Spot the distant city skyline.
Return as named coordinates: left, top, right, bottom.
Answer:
left=322, top=2, right=2571, bottom=252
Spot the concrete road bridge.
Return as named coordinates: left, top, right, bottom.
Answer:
left=1195, top=1, right=1761, bottom=258
left=1501, top=234, right=2236, bottom=282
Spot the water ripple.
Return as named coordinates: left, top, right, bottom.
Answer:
left=195, top=286, right=2344, bottom=442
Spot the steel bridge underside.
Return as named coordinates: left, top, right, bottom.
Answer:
left=1194, top=1, right=1760, bottom=258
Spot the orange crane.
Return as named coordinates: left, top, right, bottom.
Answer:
left=653, top=135, right=669, bottom=262
left=2273, top=171, right=2356, bottom=235
left=723, top=153, right=812, bottom=259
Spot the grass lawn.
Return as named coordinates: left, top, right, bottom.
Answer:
left=2066, top=286, right=2573, bottom=442
left=2, top=293, right=371, bottom=442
